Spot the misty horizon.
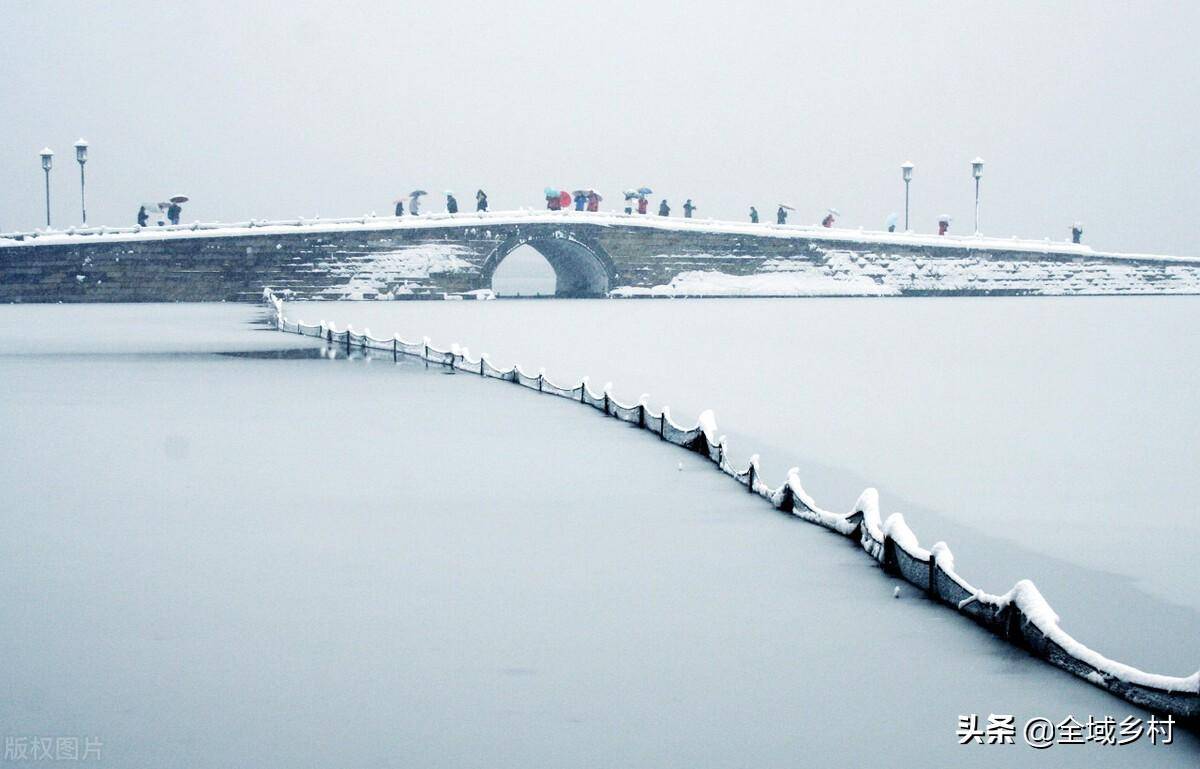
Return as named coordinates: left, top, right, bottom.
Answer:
left=2, top=1, right=1198, bottom=256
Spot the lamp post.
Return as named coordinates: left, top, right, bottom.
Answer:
left=74, top=139, right=89, bottom=226
left=39, top=148, right=54, bottom=228
left=971, top=157, right=985, bottom=235
left=901, top=161, right=914, bottom=232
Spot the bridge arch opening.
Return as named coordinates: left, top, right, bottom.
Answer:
left=491, top=244, right=556, bottom=297
left=486, top=236, right=613, bottom=298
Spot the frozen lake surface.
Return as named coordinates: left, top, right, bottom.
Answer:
left=0, top=303, right=1195, bottom=767
left=292, top=297, right=1200, bottom=677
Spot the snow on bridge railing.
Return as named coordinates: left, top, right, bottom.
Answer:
left=7, top=209, right=1192, bottom=263
left=261, top=287, right=1198, bottom=725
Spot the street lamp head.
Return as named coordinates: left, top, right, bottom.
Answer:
left=971, top=157, right=985, bottom=179
left=901, top=161, right=914, bottom=182
left=74, top=139, right=89, bottom=164
left=40, top=147, right=54, bottom=171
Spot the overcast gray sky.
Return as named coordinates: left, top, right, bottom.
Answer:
left=2, top=0, right=1197, bottom=255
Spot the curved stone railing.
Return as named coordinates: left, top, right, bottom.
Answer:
left=262, top=287, right=1199, bottom=724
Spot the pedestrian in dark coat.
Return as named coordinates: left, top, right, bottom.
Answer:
left=167, top=203, right=182, bottom=225
left=750, top=206, right=759, bottom=223
left=394, top=200, right=404, bottom=217
left=446, top=193, right=458, bottom=214
left=682, top=199, right=695, bottom=218
left=658, top=200, right=670, bottom=216
left=476, top=190, right=488, bottom=211
left=776, top=206, right=787, bottom=225
left=137, top=206, right=149, bottom=227
left=1071, top=222, right=1083, bottom=244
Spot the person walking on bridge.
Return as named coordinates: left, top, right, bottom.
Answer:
left=658, top=199, right=671, bottom=216
left=476, top=189, right=488, bottom=212
left=573, top=191, right=587, bottom=211
left=137, top=205, right=149, bottom=227
left=683, top=199, right=696, bottom=218
left=1072, top=222, right=1083, bottom=244
left=446, top=192, right=459, bottom=214
left=749, top=206, right=759, bottom=223
left=938, top=215, right=951, bottom=235
left=394, top=199, right=404, bottom=217
left=586, top=190, right=600, bottom=212
left=637, top=196, right=649, bottom=215
left=776, top=206, right=788, bottom=225
left=167, top=201, right=182, bottom=225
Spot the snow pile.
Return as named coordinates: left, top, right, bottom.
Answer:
left=611, top=268, right=898, bottom=297
left=317, top=243, right=476, bottom=299
left=261, top=286, right=1200, bottom=721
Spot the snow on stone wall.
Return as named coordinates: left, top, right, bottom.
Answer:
left=7, top=211, right=1200, bottom=301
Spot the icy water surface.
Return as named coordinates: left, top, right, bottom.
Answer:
left=0, top=304, right=1195, bottom=767
left=293, top=296, right=1200, bottom=676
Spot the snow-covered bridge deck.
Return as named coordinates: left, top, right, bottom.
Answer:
left=3, top=210, right=1199, bottom=301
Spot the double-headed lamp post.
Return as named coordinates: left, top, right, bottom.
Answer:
left=74, top=139, right=89, bottom=226
left=971, top=157, right=985, bottom=235
left=901, top=161, right=914, bottom=232
left=39, top=148, right=54, bottom=228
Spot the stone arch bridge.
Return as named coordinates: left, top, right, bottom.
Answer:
left=2, top=211, right=1199, bottom=301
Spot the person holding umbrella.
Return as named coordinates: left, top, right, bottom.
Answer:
left=476, top=189, right=488, bottom=212
left=409, top=190, right=426, bottom=215
left=822, top=208, right=839, bottom=228
left=636, top=187, right=652, bottom=215
left=623, top=190, right=637, bottom=215
left=777, top=205, right=790, bottom=225
left=586, top=190, right=601, bottom=212
left=546, top=188, right=561, bottom=210
left=166, top=195, right=187, bottom=225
